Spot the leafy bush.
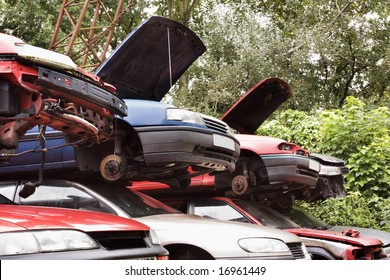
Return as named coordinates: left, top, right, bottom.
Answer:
left=257, top=97, right=390, bottom=230
left=299, top=193, right=390, bottom=232
left=299, top=192, right=380, bottom=229
left=256, top=109, right=319, bottom=150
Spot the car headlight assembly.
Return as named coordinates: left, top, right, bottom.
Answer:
left=238, top=238, right=290, bottom=253
left=148, top=229, right=161, bottom=245
left=166, top=108, right=204, bottom=125
left=0, top=230, right=98, bottom=256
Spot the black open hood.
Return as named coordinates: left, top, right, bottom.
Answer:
left=95, top=16, right=206, bottom=101
left=220, top=78, right=292, bottom=134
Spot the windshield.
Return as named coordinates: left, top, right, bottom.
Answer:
left=279, top=205, right=330, bottom=230
left=234, top=200, right=300, bottom=229
left=91, top=183, right=181, bottom=218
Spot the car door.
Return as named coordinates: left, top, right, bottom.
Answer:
left=0, top=126, right=75, bottom=175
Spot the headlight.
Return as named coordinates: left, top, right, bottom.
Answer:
left=279, top=143, right=292, bottom=151
left=166, top=108, right=204, bottom=125
left=148, top=229, right=161, bottom=245
left=0, top=230, right=98, bottom=256
left=319, top=165, right=343, bottom=175
left=238, top=238, right=290, bottom=253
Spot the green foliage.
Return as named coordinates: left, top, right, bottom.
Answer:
left=0, top=0, right=60, bottom=47
left=256, top=109, right=319, bottom=150
left=258, top=96, right=390, bottom=197
left=347, top=137, right=390, bottom=197
left=260, top=97, right=390, bottom=229
left=170, top=0, right=390, bottom=113
left=316, top=97, right=390, bottom=197
left=299, top=192, right=389, bottom=231
left=317, top=97, right=390, bottom=157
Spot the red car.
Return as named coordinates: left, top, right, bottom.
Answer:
left=215, top=77, right=349, bottom=203
left=0, top=193, right=168, bottom=260
left=0, top=33, right=127, bottom=154
left=155, top=194, right=384, bottom=260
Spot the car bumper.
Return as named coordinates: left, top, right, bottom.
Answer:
left=309, top=153, right=349, bottom=175
left=0, top=245, right=168, bottom=260
left=134, top=126, right=240, bottom=172
left=260, top=154, right=320, bottom=186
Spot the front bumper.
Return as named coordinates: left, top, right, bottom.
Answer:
left=134, top=126, right=240, bottom=172
left=260, top=154, right=320, bottom=186
left=309, top=153, right=349, bottom=175
left=0, top=244, right=168, bottom=260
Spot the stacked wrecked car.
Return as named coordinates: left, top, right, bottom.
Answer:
left=1, top=16, right=388, bottom=261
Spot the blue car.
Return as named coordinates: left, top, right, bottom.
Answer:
left=0, top=17, right=240, bottom=189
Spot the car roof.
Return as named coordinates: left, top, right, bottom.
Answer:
left=95, top=16, right=206, bottom=101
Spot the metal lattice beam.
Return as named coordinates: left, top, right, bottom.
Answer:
left=49, top=0, right=137, bottom=70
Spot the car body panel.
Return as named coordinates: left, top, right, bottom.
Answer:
left=0, top=204, right=149, bottom=232
left=280, top=205, right=390, bottom=258
left=136, top=213, right=304, bottom=259
left=120, top=99, right=240, bottom=171
left=151, top=194, right=384, bottom=260
left=95, top=16, right=206, bottom=101
left=0, top=201, right=168, bottom=260
left=0, top=179, right=310, bottom=260
left=220, top=78, right=292, bottom=134
left=0, top=33, right=127, bottom=152
left=287, top=228, right=382, bottom=247
left=329, top=226, right=390, bottom=247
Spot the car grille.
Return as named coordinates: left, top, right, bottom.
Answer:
left=287, top=243, right=305, bottom=259
left=370, top=250, right=382, bottom=260
left=88, top=231, right=148, bottom=250
left=201, top=114, right=231, bottom=134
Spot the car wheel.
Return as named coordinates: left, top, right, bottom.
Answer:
left=99, top=154, right=128, bottom=182
left=231, top=175, right=249, bottom=195
left=170, top=248, right=213, bottom=260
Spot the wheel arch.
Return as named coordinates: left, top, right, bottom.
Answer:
left=164, top=243, right=214, bottom=260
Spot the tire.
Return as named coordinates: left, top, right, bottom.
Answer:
left=169, top=248, right=213, bottom=260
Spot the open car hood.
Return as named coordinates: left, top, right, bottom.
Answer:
left=220, top=78, right=292, bottom=134
left=95, top=16, right=206, bottom=101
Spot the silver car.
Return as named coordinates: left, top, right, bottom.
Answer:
left=0, top=179, right=311, bottom=260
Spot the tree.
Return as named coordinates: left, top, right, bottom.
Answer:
left=0, top=0, right=151, bottom=66
left=0, top=0, right=60, bottom=47
left=170, top=0, right=390, bottom=113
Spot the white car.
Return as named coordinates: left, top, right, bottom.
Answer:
left=0, top=178, right=311, bottom=260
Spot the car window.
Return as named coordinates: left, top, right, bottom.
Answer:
left=16, top=183, right=115, bottom=215
left=0, top=183, right=18, bottom=201
left=234, top=200, right=300, bottom=229
left=0, top=193, right=16, bottom=204
left=280, top=205, right=329, bottom=229
left=89, top=183, right=176, bottom=218
left=192, top=200, right=251, bottom=223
